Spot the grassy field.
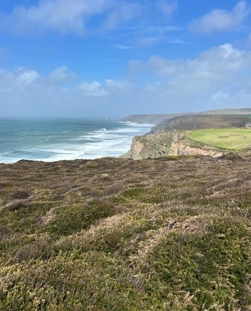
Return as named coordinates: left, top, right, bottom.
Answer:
left=189, top=128, right=251, bottom=151
left=0, top=155, right=251, bottom=310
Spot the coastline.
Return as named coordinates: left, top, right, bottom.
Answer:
left=0, top=118, right=153, bottom=164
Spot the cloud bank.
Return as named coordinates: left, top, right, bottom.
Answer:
left=190, top=1, right=250, bottom=33
left=0, top=0, right=177, bottom=35
left=1, top=44, right=251, bottom=117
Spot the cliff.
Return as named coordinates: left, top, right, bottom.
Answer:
left=121, top=113, right=188, bottom=124
left=122, top=109, right=251, bottom=125
left=123, top=131, right=223, bottom=160
left=122, top=114, right=251, bottom=160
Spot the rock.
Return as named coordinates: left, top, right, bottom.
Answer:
left=123, top=131, right=223, bottom=160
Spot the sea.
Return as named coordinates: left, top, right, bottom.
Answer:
left=0, top=118, right=153, bottom=164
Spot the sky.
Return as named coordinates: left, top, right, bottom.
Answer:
left=1, top=0, right=251, bottom=118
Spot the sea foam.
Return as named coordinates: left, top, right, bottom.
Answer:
left=0, top=119, right=152, bottom=163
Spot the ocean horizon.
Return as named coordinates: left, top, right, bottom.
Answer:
left=0, top=118, right=152, bottom=164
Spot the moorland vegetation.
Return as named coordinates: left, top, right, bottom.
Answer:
left=1, top=151, right=251, bottom=310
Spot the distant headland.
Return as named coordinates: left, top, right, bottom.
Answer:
left=122, top=108, right=251, bottom=160
left=122, top=108, right=251, bottom=124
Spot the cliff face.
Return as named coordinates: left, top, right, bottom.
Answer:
left=121, top=114, right=187, bottom=124
left=123, top=113, right=251, bottom=160
left=122, top=109, right=251, bottom=126
left=123, top=131, right=223, bottom=160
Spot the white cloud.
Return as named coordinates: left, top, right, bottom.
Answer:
left=78, top=79, right=130, bottom=96
left=17, top=70, right=40, bottom=85
left=189, top=1, right=250, bottom=33
left=0, top=66, right=137, bottom=117
left=0, top=0, right=113, bottom=34
left=1, top=44, right=251, bottom=117
left=134, top=26, right=180, bottom=36
left=103, top=3, right=141, bottom=30
left=79, top=81, right=108, bottom=96
left=133, top=23, right=181, bottom=47
left=136, top=36, right=163, bottom=47
left=0, top=69, right=16, bottom=92
left=139, top=44, right=248, bottom=78
left=48, top=66, right=76, bottom=84
left=156, top=0, right=177, bottom=17
left=0, top=0, right=179, bottom=37
left=106, top=79, right=130, bottom=91
left=128, top=44, right=251, bottom=111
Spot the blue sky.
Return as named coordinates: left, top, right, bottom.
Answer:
left=1, top=0, right=251, bottom=117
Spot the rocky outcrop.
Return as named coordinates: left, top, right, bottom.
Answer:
left=168, top=142, right=223, bottom=158
left=122, top=131, right=223, bottom=160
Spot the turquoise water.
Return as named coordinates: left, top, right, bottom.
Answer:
left=0, top=118, right=152, bottom=163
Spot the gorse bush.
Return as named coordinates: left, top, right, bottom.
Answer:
left=0, top=155, right=251, bottom=310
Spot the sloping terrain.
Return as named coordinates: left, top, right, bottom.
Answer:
left=122, top=130, right=224, bottom=160
left=150, top=115, right=250, bottom=133
left=121, top=113, right=188, bottom=124
left=122, top=108, right=251, bottom=125
left=189, top=128, right=251, bottom=151
left=1, top=155, right=251, bottom=310
left=123, top=115, right=251, bottom=160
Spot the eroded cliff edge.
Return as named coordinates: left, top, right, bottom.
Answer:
left=122, top=114, right=251, bottom=160
left=122, top=131, right=223, bottom=160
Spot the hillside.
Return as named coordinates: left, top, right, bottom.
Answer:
left=122, top=108, right=251, bottom=125
left=1, top=155, right=251, bottom=310
left=121, top=115, right=251, bottom=160
left=150, top=115, right=251, bottom=133
left=121, top=113, right=188, bottom=124
left=122, top=131, right=224, bottom=160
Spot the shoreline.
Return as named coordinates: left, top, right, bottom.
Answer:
left=0, top=118, right=153, bottom=164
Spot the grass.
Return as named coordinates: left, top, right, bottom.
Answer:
left=189, top=128, right=251, bottom=151
left=0, top=155, right=251, bottom=310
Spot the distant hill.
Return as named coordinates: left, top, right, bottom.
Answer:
left=121, top=114, right=188, bottom=124
left=150, top=115, right=251, bottom=133
left=207, top=108, right=251, bottom=114
left=122, top=108, right=251, bottom=125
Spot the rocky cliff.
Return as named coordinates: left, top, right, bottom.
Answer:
left=122, top=112, right=251, bottom=160
left=122, top=109, right=251, bottom=125
left=122, top=131, right=223, bottom=160
left=121, top=113, right=188, bottom=124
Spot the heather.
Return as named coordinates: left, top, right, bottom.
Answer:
left=0, top=154, right=251, bottom=310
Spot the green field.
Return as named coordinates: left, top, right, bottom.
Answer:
left=189, top=128, right=251, bottom=151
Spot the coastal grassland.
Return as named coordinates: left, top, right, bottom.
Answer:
left=0, top=155, right=251, bottom=310
left=189, top=128, right=251, bottom=151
